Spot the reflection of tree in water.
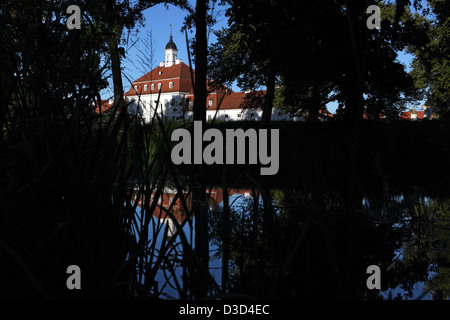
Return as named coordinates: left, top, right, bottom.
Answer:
left=209, top=188, right=450, bottom=299
left=400, top=195, right=450, bottom=300
left=209, top=191, right=267, bottom=295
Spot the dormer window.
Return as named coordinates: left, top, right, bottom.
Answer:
left=151, top=84, right=155, bottom=90
left=159, top=71, right=163, bottom=75
left=169, top=82, right=173, bottom=89
left=144, top=84, right=148, bottom=91
left=208, top=99, right=213, bottom=107
left=158, top=83, right=162, bottom=90
left=134, top=85, right=138, bottom=92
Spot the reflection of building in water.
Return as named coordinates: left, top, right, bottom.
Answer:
left=400, top=104, right=435, bottom=120
left=132, top=187, right=253, bottom=239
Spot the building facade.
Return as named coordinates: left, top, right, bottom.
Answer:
left=124, top=33, right=296, bottom=122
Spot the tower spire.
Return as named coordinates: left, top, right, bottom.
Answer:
left=164, top=25, right=178, bottom=67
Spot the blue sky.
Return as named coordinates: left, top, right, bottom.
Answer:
left=109, top=1, right=422, bottom=113
left=116, top=1, right=228, bottom=95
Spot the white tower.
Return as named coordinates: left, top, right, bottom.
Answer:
left=164, top=27, right=178, bottom=67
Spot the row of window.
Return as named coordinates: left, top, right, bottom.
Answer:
left=134, top=82, right=174, bottom=92
left=140, top=100, right=179, bottom=108
left=190, top=100, right=215, bottom=107
left=206, top=113, right=255, bottom=120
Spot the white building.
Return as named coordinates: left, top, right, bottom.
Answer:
left=124, top=32, right=297, bottom=122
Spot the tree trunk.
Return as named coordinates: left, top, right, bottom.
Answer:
left=193, top=0, right=207, bottom=123
left=344, top=1, right=364, bottom=125
left=192, top=0, right=209, bottom=299
left=307, top=86, right=321, bottom=122
left=221, top=175, right=230, bottom=293
left=109, top=39, right=125, bottom=115
left=261, top=68, right=276, bottom=126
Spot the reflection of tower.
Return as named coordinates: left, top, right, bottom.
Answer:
left=163, top=217, right=177, bottom=241
left=165, top=25, right=178, bottom=67
left=411, top=106, right=417, bottom=120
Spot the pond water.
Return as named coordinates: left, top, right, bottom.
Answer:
left=132, top=186, right=450, bottom=300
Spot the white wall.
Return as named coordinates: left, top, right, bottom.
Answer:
left=204, top=108, right=293, bottom=122
left=127, top=92, right=188, bottom=122
left=127, top=93, right=298, bottom=122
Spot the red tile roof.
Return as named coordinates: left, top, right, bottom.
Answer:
left=135, top=61, right=193, bottom=83
left=219, top=92, right=247, bottom=110
left=319, top=107, right=334, bottom=118
left=186, top=92, right=247, bottom=110
left=93, top=99, right=114, bottom=114
left=124, top=62, right=194, bottom=96
left=185, top=91, right=269, bottom=111
left=123, top=62, right=257, bottom=111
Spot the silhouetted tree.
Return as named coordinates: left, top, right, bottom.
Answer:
left=407, top=0, right=450, bottom=118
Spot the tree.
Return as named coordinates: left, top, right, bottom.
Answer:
left=0, top=0, right=192, bottom=299
left=0, top=0, right=131, bottom=298
left=210, top=0, right=423, bottom=123
left=407, top=0, right=450, bottom=118
left=274, top=1, right=343, bottom=121
left=181, top=0, right=220, bottom=298
left=209, top=0, right=292, bottom=125
left=83, top=0, right=188, bottom=116
left=192, top=0, right=210, bottom=299
left=192, top=0, right=208, bottom=123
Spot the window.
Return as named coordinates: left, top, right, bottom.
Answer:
left=224, top=114, right=229, bottom=118
left=250, top=113, right=255, bottom=117
left=151, top=84, right=155, bottom=90
left=237, top=113, right=242, bottom=117
left=169, top=82, right=173, bottom=89
left=158, top=83, right=162, bottom=90
left=144, top=84, right=148, bottom=91
left=208, top=115, right=212, bottom=120
left=208, top=99, right=213, bottom=107
left=134, top=85, right=138, bottom=92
